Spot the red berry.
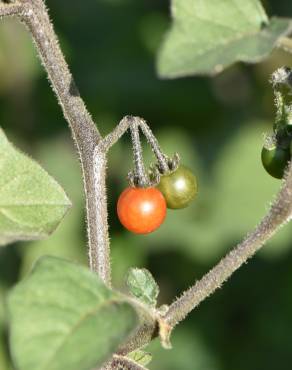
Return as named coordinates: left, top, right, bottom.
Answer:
left=117, top=187, right=167, bottom=234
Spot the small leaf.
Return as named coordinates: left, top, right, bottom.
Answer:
left=0, top=128, right=71, bottom=246
left=128, top=350, right=152, bottom=367
left=8, top=256, right=138, bottom=370
left=157, top=0, right=292, bottom=77
left=126, top=268, right=159, bottom=307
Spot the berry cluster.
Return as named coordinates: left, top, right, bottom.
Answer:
left=117, top=118, right=197, bottom=234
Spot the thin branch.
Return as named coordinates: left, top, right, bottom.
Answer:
left=163, top=162, right=292, bottom=329
left=102, top=115, right=133, bottom=151
left=129, top=120, right=148, bottom=187
left=103, top=115, right=169, bottom=177
left=138, top=118, right=169, bottom=173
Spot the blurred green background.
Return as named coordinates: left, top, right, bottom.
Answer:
left=1, top=0, right=292, bottom=369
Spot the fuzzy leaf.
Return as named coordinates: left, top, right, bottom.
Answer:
left=8, top=256, right=138, bottom=370
left=157, top=0, right=292, bottom=77
left=127, top=268, right=159, bottom=307
left=0, top=128, right=71, bottom=246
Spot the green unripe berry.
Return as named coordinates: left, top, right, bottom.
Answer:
left=261, top=145, right=290, bottom=179
left=157, top=165, right=197, bottom=209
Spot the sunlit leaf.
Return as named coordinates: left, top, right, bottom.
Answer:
left=157, top=0, right=292, bottom=77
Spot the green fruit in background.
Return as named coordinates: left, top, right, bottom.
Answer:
left=261, top=145, right=290, bottom=179
left=157, top=165, right=197, bottom=209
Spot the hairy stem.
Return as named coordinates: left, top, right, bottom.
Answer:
left=129, top=120, right=149, bottom=187
left=163, top=162, right=292, bottom=328
left=11, top=0, right=111, bottom=283
left=138, top=118, right=169, bottom=173
left=91, top=147, right=110, bottom=282
left=103, top=116, right=168, bottom=172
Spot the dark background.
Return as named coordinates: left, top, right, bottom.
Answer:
left=1, top=0, right=292, bottom=369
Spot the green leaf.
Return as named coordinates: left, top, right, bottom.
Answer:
left=8, top=256, right=138, bottom=370
left=157, top=0, right=292, bottom=77
left=128, top=350, right=152, bottom=367
left=126, top=268, right=159, bottom=307
left=0, top=128, right=71, bottom=246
